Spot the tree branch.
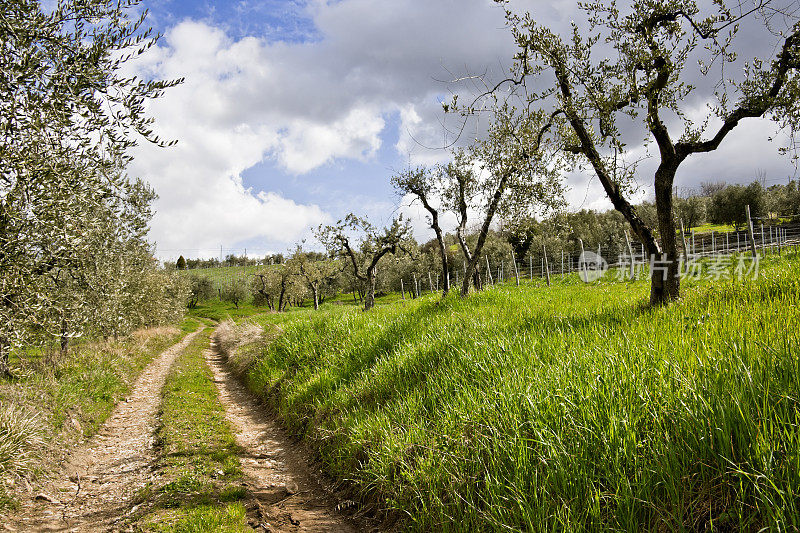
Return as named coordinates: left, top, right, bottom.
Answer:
left=677, top=28, right=800, bottom=157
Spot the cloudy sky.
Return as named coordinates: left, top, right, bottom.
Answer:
left=129, top=0, right=798, bottom=260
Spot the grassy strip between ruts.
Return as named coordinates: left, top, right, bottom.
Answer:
left=238, top=252, right=800, bottom=532
left=130, top=327, right=249, bottom=532
left=0, top=318, right=200, bottom=511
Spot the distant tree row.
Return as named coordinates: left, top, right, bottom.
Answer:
left=172, top=253, right=287, bottom=270
left=633, top=180, right=800, bottom=233
left=185, top=173, right=799, bottom=314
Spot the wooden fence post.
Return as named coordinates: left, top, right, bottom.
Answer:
left=485, top=256, right=494, bottom=285
left=428, top=272, right=434, bottom=292
left=543, top=245, right=551, bottom=286
left=680, top=219, right=689, bottom=264
left=400, top=278, right=405, bottom=300
left=511, top=250, right=520, bottom=286
left=624, top=230, right=635, bottom=280
left=746, top=205, right=758, bottom=258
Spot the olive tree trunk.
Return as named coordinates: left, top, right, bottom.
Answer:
left=651, top=165, right=681, bottom=305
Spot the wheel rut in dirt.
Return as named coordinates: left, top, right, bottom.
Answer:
left=206, top=341, right=373, bottom=533
left=7, top=329, right=203, bottom=532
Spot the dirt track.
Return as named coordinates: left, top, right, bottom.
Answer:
left=6, top=328, right=376, bottom=532
left=6, top=329, right=202, bottom=532
left=206, top=342, right=370, bottom=532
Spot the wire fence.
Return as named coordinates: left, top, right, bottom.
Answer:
left=400, top=220, right=800, bottom=297
left=179, top=215, right=800, bottom=298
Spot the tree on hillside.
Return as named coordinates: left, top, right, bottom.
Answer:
left=252, top=270, right=278, bottom=310
left=222, top=279, right=249, bottom=309
left=765, top=179, right=800, bottom=217
left=0, top=0, right=181, bottom=376
left=674, top=196, right=708, bottom=230
left=258, top=264, right=296, bottom=312
left=290, top=246, right=341, bottom=310
left=440, top=149, right=484, bottom=292
left=392, top=167, right=451, bottom=296
left=481, top=0, right=800, bottom=304
left=316, top=215, right=413, bottom=310
left=700, top=181, right=728, bottom=198
left=451, top=106, right=564, bottom=298
left=176, top=256, right=187, bottom=270
left=709, top=182, right=767, bottom=229
left=781, top=180, right=800, bottom=217
left=187, top=275, right=214, bottom=309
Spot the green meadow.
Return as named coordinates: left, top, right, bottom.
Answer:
left=221, top=253, right=800, bottom=531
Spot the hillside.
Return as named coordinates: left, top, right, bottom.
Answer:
left=219, top=253, right=800, bottom=531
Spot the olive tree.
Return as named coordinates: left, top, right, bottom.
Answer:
left=448, top=106, right=565, bottom=298
left=252, top=269, right=279, bottom=310
left=392, top=167, right=451, bottom=296
left=222, top=279, right=249, bottom=309
left=289, top=246, right=341, bottom=310
left=709, top=182, right=768, bottom=229
left=0, top=0, right=181, bottom=375
left=316, top=215, right=413, bottom=310
left=486, top=0, right=800, bottom=304
left=187, top=275, right=214, bottom=309
left=440, top=150, right=484, bottom=292
left=251, top=264, right=301, bottom=312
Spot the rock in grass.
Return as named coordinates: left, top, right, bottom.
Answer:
left=33, top=493, right=60, bottom=504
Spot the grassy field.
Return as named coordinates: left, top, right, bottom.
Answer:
left=188, top=286, right=412, bottom=323
left=178, top=264, right=266, bottom=291
left=132, top=327, right=248, bottom=532
left=225, top=253, right=800, bottom=531
left=690, top=222, right=738, bottom=234
left=0, top=319, right=199, bottom=510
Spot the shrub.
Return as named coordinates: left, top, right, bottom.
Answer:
left=221, top=280, right=248, bottom=309
left=188, top=275, right=214, bottom=308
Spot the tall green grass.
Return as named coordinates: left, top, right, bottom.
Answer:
left=240, top=255, right=800, bottom=531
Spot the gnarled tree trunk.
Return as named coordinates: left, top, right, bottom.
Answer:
left=461, top=172, right=509, bottom=297
left=365, top=267, right=377, bottom=311
left=651, top=165, right=681, bottom=305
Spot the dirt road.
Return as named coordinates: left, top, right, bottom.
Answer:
left=6, top=328, right=376, bottom=532
left=7, top=329, right=203, bottom=532
left=206, top=342, right=371, bottom=532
